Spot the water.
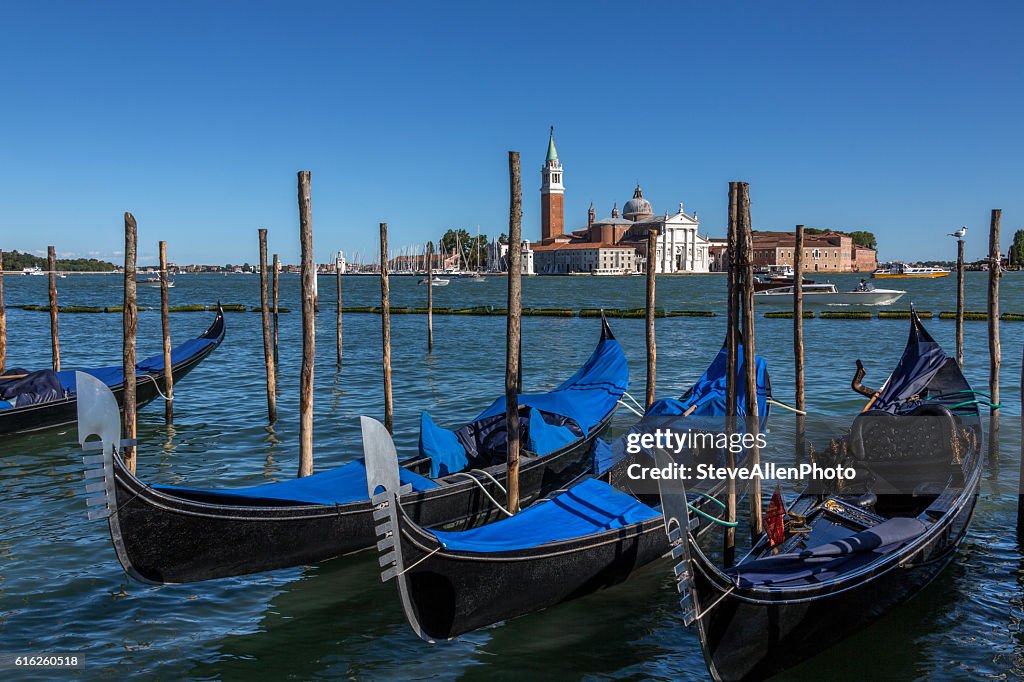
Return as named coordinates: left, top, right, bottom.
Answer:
left=1, top=272, right=1022, bottom=680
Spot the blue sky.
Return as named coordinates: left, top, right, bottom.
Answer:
left=1, top=1, right=1021, bottom=265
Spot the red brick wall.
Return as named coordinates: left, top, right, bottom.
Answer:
left=541, top=192, right=564, bottom=241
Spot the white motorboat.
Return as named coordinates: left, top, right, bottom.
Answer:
left=419, top=277, right=449, bottom=287
left=753, top=282, right=905, bottom=306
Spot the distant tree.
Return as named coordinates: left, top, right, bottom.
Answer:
left=0, top=249, right=116, bottom=272
left=498, top=232, right=508, bottom=244
left=1010, top=230, right=1024, bottom=268
left=848, top=231, right=877, bottom=251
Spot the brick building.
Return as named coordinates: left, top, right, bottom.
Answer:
left=750, top=231, right=877, bottom=273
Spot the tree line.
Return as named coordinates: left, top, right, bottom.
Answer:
left=1, top=249, right=117, bottom=272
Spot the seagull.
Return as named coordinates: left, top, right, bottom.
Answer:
left=949, top=226, right=967, bottom=239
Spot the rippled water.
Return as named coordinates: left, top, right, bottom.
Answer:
left=1, top=272, right=1022, bottom=680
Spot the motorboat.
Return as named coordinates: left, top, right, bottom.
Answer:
left=872, top=262, right=950, bottom=278
left=754, top=282, right=905, bottom=306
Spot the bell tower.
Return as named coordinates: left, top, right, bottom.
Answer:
left=540, top=126, right=564, bottom=242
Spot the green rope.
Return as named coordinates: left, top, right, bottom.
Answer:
left=928, top=389, right=992, bottom=400
left=686, top=492, right=737, bottom=527
left=947, top=398, right=1001, bottom=410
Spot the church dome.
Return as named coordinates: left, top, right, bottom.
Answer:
left=623, top=184, right=653, bottom=220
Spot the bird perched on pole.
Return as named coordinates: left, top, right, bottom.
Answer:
left=949, top=226, right=967, bottom=239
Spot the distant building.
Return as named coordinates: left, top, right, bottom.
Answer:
left=488, top=239, right=536, bottom=275
left=531, top=128, right=711, bottom=274
left=750, top=231, right=877, bottom=273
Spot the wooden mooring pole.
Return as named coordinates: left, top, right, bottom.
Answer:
left=956, top=238, right=965, bottom=368
left=297, top=171, right=315, bottom=477
left=259, top=229, right=277, bottom=423
left=0, top=250, right=6, bottom=374
left=427, top=241, right=434, bottom=353
left=380, top=223, right=393, bottom=434
left=123, top=214, right=138, bottom=473
left=336, top=253, right=343, bottom=366
left=794, top=225, right=805, bottom=461
left=506, top=151, right=523, bottom=514
left=988, top=209, right=1001, bottom=416
left=272, top=253, right=280, bottom=365
left=47, top=245, right=60, bottom=371
left=738, top=182, right=762, bottom=542
left=723, top=182, right=740, bottom=564
left=159, top=241, right=174, bottom=423
left=645, top=228, right=658, bottom=409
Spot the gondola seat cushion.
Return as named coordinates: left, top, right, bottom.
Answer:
left=420, top=411, right=469, bottom=478
left=850, top=404, right=958, bottom=463
left=430, top=478, right=659, bottom=552
left=0, top=400, right=12, bottom=410
left=153, top=458, right=438, bottom=506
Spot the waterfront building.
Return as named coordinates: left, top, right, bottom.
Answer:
left=532, top=129, right=711, bottom=274
left=751, top=231, right=877, bottom=273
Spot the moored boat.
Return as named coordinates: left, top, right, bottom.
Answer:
left=0, top=307, right=224, bottom=435
left=77, top=316, right=628, bottom=584
left=754, top=282, right=905, bottom=306
left=658, top=311, right=984, bottom=681
left=872, top=262, right=950, bottom=278
left=363, top=338, right=770, bottom=642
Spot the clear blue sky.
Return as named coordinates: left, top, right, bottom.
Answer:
left=1, top=1, right=1021, bottom=265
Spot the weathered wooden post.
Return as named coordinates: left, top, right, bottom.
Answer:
left=159, top=241, right=174, bottom=423
left=506, top=151, right=523, bottom=514
left=988, top=209, right=1001, bottom=416
left=794, top=225, right=805, bottom=460
left=336, top=252, right=343, bottom=366
left=427, top=241, right=434, bottom=353
left=738, top=182, right=762, bottom=542
left=0, top=250, right=6, bottom=374
left=259, top=229, right=277, bottom=422
left=723, top=182, right=740, bottom=563
left=47, top=245, right=60, bottom=371
left=956, top=237, right=965, bottom=368
left=297, top=171, right=315, bottom=477
left=645, top=228, right=658, bottom=408
left=123, top=213, right=138, bottom=473
left=272, top=253, right=280, bottom=364
left=380, top=223, right=393, bottom=434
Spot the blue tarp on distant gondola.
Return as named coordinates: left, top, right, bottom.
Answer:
left=872, top=313, right=949, bottom=414
left=645, top=343, right=769, bottom=431
left=431, top=477, right=660, bottom=552
left=153, top=459, right=438, bottom=506
left=55, top=337, right=220, bottom=393
left=420, top=334, right=628, bottom=478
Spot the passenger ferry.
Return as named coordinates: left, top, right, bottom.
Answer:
left=872, top=262, right=950, bottom=279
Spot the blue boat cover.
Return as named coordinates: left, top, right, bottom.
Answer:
left=646, top=342, right=769, bottom=430
left=55, top=337, right=219, bottom=393
left=591, top=438, right=616, bottom=476
left=725, top=516, right=928, bottom=587
left=431, top=478, right=660, bottom=552
left=873, top=313, right=949, bottom=413
left=419, top=336, right=628, bottom=476
left=154, top=459, right=438, bottom=506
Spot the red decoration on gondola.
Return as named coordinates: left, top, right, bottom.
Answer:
left=764, top=485, right=786, bottom=547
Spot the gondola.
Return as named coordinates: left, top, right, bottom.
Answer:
left=362, top=339, right=770, bottom=642
left=76, top=316, right=627, bottom=584
left=658, top=310, right=984, bottom=681
left=0, top=306, right=224, bottom=435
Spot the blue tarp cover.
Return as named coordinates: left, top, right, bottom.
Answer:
left=873, top=315, right=949, bottom=413
left=431, top=477, right=659, bottom=552
left=419, top=336, right=628, bottom=473
left=725, top=516, right=928, bottom=587
left=56, top=337, right=219, bottom=392
left=645, top=343, right=769, bottom=430
left=154, top=459, right=438, bottom=506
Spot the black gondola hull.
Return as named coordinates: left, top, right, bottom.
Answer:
left=1, top=309, right=224, bottom=436
left=102, top=412, right=610, bottom=584
left=690, top=462, right=980, bottom=682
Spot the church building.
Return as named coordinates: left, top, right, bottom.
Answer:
left=532, top=128, right=711, bottom=274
